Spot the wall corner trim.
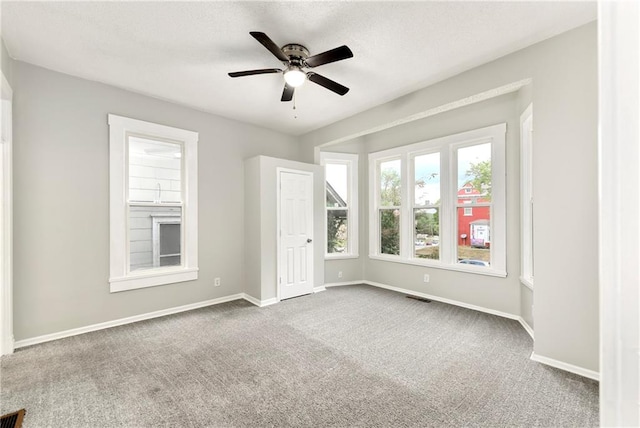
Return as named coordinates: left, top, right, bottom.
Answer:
left=530, top=352, right=599, bottom=381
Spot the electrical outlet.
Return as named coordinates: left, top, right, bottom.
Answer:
left=423, top=274, right=430, bottom=283
left=214, top=277, right=221, bottom=287
left=338, top=271, right=343, bottom=279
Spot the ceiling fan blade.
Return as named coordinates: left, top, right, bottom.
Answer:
left=305, top=45, right=353, bottom=68
left=250, top=31, right=289, bottom=63
left=307, top=72, right=349, bottom=96
left=281, top=83, right=294, bottom=102
left=228, top=68, right=281, bottom=78
left=229, top=68, right=282, bottom=77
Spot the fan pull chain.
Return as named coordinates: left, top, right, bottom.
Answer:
left=293, top=91, right=297, bottom=119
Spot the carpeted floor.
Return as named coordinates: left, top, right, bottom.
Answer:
left=1, top=285, right=598, bottom=427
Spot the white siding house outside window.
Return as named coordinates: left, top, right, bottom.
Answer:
left=109, top=115, right=198, bottom=292
left=369, top=123, right=507, bottom=277
left=320, top=152, right=358, bottom=258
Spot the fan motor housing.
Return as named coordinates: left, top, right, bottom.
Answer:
left=281, top=44, right=309, bottom=64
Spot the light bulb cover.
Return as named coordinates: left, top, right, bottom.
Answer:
left=284, top=67, right=306, bottom=87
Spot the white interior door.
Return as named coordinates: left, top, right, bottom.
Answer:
left=278, top=170, right=314, bottom=300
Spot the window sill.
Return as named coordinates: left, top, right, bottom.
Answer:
left=520, top=276, right=534, bottom=291
left=325, top=254, right=360, bottom=260
left=368, top=254, right=507, bottom=278
left=110, top=267, right=199, bottom=293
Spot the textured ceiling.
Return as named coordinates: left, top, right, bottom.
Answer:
left=1, top=1, right=596, bottom=136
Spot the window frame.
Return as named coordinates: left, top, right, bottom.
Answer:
left=109, top=114, right=198, bottom=292
left=320, top=152, right=359, bottom=259
left=368, top=123, right=507, bottom=277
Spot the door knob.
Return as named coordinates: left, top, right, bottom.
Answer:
left=307, top=238, right=313, bottom=243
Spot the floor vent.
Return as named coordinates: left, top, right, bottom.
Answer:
left=0, top=409, right=26, bottom=428
left=406, top=295, right=432, bottom=303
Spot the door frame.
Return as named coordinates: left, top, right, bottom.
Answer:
left=276, top=167, right=314, bottom=302
left=1, top=71, right=13, bottom=356
left=598, top=1, right=640, bottom=425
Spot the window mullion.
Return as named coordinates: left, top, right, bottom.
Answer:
left=400, top=154, right=412, bottom=259
left=439, top=146, right=454, bottom=264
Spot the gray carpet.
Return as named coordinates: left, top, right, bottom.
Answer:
left=1, top=285, right=598, bottom=427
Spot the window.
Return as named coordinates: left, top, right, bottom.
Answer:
left=456, top=143, right=492, bottom=266
left=413, top=152, right=440, bottom=260
left=109, top=114, right=198, bottom=292
left=320, top=152, right=358, bottom=258
left=369, top=123, right=506, bottom=277
left=520, top=104, right=534, bottom=288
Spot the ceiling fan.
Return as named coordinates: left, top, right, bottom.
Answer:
left=228, top=32, right=353, bottom=102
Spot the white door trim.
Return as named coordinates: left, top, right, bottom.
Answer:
left=1, top=71, right=14, bottom=356
left=598, top=1, right=640, bottom=426
left=276, top=167, right=314, bottom=302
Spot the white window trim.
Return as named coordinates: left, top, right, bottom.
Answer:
left=369, top=123, right=507, bottom=277
left=520, top=104, right=534, bottom=289
left=109, top=114, right=198, bottom=292
left=320, top=152, right=359, bottom=259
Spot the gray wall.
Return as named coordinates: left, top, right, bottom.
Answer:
left=12, top=61, right=299, bottom=340
left=301, top=23, right=598, bottom=372
left=244, top=155, right=325, bottom=302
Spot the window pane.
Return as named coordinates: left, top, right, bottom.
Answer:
left=380, top=209, right=400, bottom=255
left=414, top=208, right=440, bottom=260
left=457, top=206, right=490, bottom=267
left=458, top=143, right=491, bottom=202
left=129, top=136, right=182, bottom=203
left=380, top=159, right=401, bottom=206
left=129, top=205, right=182, bottom=271
left=327, top=209, right=348, bottom=253
left=325, top=163, right=348, bottom=208
left=414, top=153, right=440, bottom=206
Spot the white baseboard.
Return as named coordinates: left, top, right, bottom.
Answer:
left=362, top=280, right=521, bottom=321
left=14, top=293, right=246, bottom=349
left=313, top=286, right=327, bottom=293
left=530, top=352, right=599, bottom=381
left=242, top=294, right=278, bottom=308
left=324, top=280, right=363, bottom=287
left=363, top=280, right=602, bottom=380
left=518, top=317, right=535, bottom=339
left=324, top=280, right=536, bottom=342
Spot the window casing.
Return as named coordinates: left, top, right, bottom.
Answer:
left=520, top=104, right=534, bottom=288
left=369, top=123, right=507, bottom=277
left=320, top=152, right=359, bottom=258
left=109, top=114, right=198, bottom=292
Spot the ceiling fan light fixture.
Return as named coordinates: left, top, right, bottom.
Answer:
left=284, top=66, right=306, bottom=87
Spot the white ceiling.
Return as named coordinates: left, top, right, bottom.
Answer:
left=1, top=1, right=596, bottom=136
